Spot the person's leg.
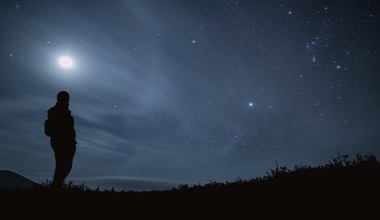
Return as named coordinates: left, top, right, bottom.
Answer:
left=52, top=147, right=65, bottom=187
left=60, top=147, right=76, bottom=183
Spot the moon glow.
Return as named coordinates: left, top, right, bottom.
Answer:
left=59, top=56, right=74, bottom=69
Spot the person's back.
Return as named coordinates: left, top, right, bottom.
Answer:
left=47, top=104, right=76, bottom=145
left=45, top=91, right=77, bottom=187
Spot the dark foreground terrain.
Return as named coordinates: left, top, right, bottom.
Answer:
left=1, top=153, right=379, bottom=217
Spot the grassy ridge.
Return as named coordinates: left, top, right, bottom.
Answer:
left=1, top=153, right=379, bottom=215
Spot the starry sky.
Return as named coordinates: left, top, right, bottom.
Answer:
left=1, top=0, right=379, bottom=190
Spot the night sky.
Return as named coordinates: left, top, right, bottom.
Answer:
left=1, top=0, right=379, bottom=190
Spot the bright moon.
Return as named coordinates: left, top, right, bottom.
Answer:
left=59, top=56, right=74, bottom=69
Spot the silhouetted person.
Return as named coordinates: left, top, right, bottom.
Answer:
left=44, top=91, right=77, bottom=187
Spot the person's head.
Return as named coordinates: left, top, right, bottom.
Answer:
left=57, top=91, right=70, bottom=104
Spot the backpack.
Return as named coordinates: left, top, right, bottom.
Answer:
left=44, top=119, right=52, bottom=137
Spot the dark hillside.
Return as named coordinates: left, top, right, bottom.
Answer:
left=1, top=153, right=379, bottom=216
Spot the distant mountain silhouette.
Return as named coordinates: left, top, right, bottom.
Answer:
left=0, top=170, right=38, bottom=189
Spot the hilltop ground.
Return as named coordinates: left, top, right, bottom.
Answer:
left=1, top=153, right=379, bottom=216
